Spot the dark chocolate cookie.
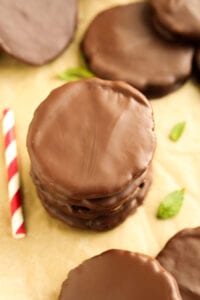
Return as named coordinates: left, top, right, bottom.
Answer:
left=27, top=78, right=155, bottom=199
left=0, top=0, right=77, bottom=65
left=59, top=250, right=182, bottom=300
left=150, top=0, right=200, bottom=42
left=82, top=2, right=194, bottom=98
left=157, top=227, right=200, bottom=300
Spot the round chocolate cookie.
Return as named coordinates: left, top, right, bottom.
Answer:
left=59, top=250, right=182, bottom=300
left=27, top=78, right=155, bottom=199
left=81, top=2, right=194, bottom=98
left=157, top=227, right=200, bottom=300
left=27, top=78, right=156, bottom=230
left=150, top=0, right=200, bottom=42
left=0, top=0, right=77, bottom=65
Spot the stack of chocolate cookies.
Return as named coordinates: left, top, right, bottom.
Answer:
left=27, top=78, right=156, bottom=231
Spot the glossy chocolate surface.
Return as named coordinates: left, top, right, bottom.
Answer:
left=150, top=0, right=200, bottom=41
left=157, top=227, right=200, bottom=300
left=82, top=2, right=194, bottom=98
left=27, top=78, right=155, bottom=199
left=59, top=250, right=182, bottom=299
left=35, top=169, right=152, bottom=231
left=0, top=0, right=77, bottom=65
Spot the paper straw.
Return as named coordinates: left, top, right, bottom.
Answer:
left=2, top=108, right=26, bottom=238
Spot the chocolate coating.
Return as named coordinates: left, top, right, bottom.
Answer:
left=59, top=250, right=182, bottom=299
left=0, top=0, right=77, bottom=65
left=27, top=78, right=155, bottom=199
left=81, top=2, right=194, bottom=98
left=157, top=227, right=200, bottom=300
left=31, top=167, right=150, bottom=212
left=150, top=0, right=200, bottom=42
left=33, top=169, right=152, bottom=231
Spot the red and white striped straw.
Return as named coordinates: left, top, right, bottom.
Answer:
left=2, top=108, right=26, bottom=239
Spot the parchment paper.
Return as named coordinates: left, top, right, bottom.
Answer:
left=0, top=0, right=200, bottom=299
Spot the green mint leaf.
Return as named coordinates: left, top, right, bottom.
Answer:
left=169, top=122, right=186, bottom=142
left=58, top=67, right=94, bottom=82
left=157, top=189, right=185, bottom=220
left=58, top=73, right=81, bottom=81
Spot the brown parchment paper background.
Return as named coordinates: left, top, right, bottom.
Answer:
left=0, top=0, right=200, bottom=299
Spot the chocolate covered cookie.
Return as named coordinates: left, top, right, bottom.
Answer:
left=157, top=227, right=200, bottom=300
left=82, top=2, right=194, bottom=98
left=59, top=249, right=182, bottom=300
left=0, top=0, right=77, bottom=65
left=27, top=78, right=156, bottom=231
left=150, top=0, right=200, bottom=42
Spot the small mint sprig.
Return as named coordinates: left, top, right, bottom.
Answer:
left=157, top=189, right=185, bottom=219
left=58, top=67, right=94, bottom=82
left=169, top=122, right=186, bottom=142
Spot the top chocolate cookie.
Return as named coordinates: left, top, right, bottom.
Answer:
left=27, top=78, right=155, bottom=199
left=0, top=0, right=77, bottom=65
left=150, top=0, right=200, bottom=41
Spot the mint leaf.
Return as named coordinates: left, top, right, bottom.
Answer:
left=157, top=189, right=185, bottom=219
left=169, top=122, right=186, bottom=142
left=58, top=67, right=94, bottom=82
